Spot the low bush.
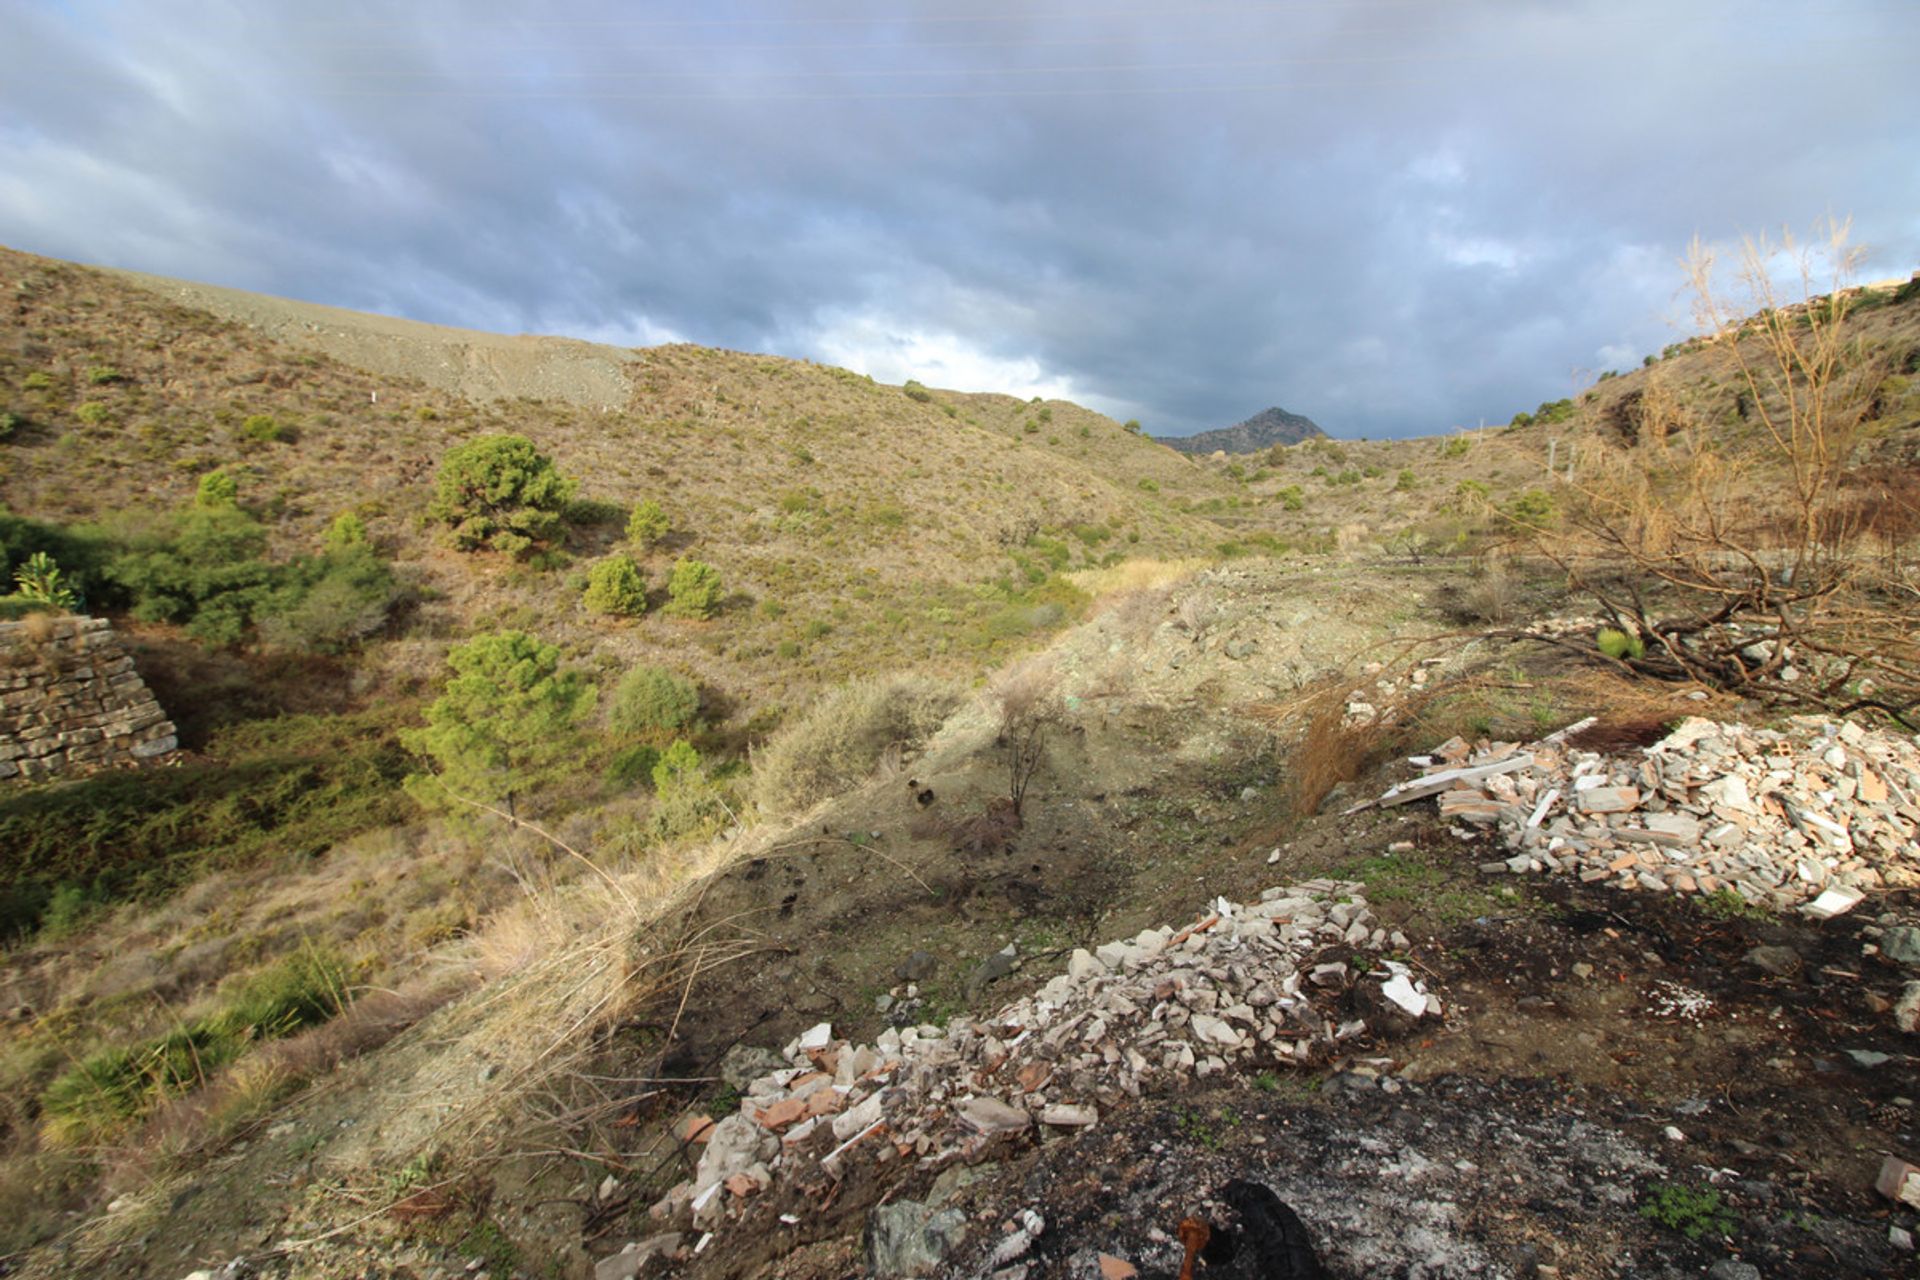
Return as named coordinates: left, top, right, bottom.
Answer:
left=582, top=554, right=648, bottom=617
left=750, top=674, right=962, bottom=814
left=608, top=666, right=700, bottom=737
left=663, top=557, right=722, bottom=618
left=626, top=498, right=670, bottom=549
left=240, top=414, right=288, bottom=443
left=426, top=434, right=575, bottom=557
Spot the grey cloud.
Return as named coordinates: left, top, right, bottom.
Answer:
left=2, top=0, right=1915, bottom=437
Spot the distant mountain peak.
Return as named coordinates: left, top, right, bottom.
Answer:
left=1161, top=406, right=1327, bottom=455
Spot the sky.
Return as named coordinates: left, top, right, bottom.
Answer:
left=1, top=2, right=1916, bottom=439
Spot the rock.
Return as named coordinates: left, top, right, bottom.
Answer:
left=1098, top=1255, right=1139, bottom=1280
left=1705, top=1263, right=1760, bottom=1280
left=595, top=1233, right=682, bottom=1280
left=791, top=1023, right=834, bottom=1056
left=1804, top=885, right=1865, bottom=919
left=1380, top=973, right=1428, bottom=1018
left=867, top=1200, right=969, bottom=1279
left=896, top=950, right=938, bottom=982
left=718, top=1044, right=786, bottom=1092
left=1039, top=1103, right=1098, bottom=1127
left=832, top=1092, right=886, bottom=1140
left=1577, top=786, right=1640, bottom=814
left=1743, top=945, right=1803, bottom=977
left=1881, top=926, right=1920, bottom=967
left=957, top=1095, right=1031, bottom=1136
left=1067, top=949, right=1106, bottom=981
left=693, top=1113, right=776, bottom=1187
left=1895, top=981, right=1920, bottom=1034
left=1876, top=1156, right=1920, bottom=1208
left=969, top=947, right=1018, bottom=996
left=1697, top=775, right=1755, bottom=812
left=1188, top=1014, right=1242, bottom=1047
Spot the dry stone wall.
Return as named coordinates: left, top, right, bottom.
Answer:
left=0, top=615, right=178, bottom=780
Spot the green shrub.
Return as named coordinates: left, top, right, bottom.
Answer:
left=21, top=371, right=52, bottom=390
left=1510, top=410, right=1534, bottom=428
left=1534, top=398, right=1576, bottom=425
left=13, top=552, right=78, bottom=610
left=902, top=380, right=932, bottom=403
left=1278, top=485, right=1304, bottom=511
left=583, top=554, right=648, bottom=617
left=626, top=498, right=670, bottom=549
left=401, top=630, right=594, bottom=807
left=40, top=944, right=347, bottom=1147
left=663, top=557, right=722, bottom=619
left=0, top=412, right=18, bottom=440
left=195, top=468, right=239, bottom=509
left=1596, top=628, right=1646, bottom=660
left=75, top=402, right=110, bottom=426
left=750, top=674, right=961, bottom=814
left=113, top=503, right=277, bottom=645
left=1441, top=435, right=1472, bottom=458
left=426, top=434, right=576, bottom=556
left=609, top=666, right=700, bottom=738
left=1123, top=419, right=1142, bottom=434
left=1137, top=478, right=1159, bottom=493
left=1503, top=488, right=1558, bottom=530
left=240, top=413, right=287, bottom=443
left=1395, top=469, right=1417, bottom=491
left=85, top=366, right=122, bottom=385
left=325, top=511, right=369, bottom=550
left=604, top=742, right=660, bottom=790
left=258, top=542, right=395, bottom=652
left=1638, top=1183, right=1735, bottom=1240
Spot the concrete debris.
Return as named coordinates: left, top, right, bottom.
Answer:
left=867, top=1200, right=969, bottom=1279
left=594, top=1234, right=682, bottom=1280
left=1895, top=981, right=1920, bottom=1034
left=634, top=880, right=1428, bottom=1257
left=1373, top=715, right=1920, bottom=913
left=1875, top=1156, right=1920, bottom=1208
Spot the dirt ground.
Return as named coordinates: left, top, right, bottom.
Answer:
left=11, top=564, right=1919, bottom=1280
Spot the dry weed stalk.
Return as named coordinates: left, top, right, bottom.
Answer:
left=1546, top=220, right=1920, bottom=723
left=989, top=658, right=1061, bottom=819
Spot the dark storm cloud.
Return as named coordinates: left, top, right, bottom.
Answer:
left=2, top=1, right=1915, bottom=436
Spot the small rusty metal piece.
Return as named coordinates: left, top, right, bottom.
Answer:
left=1176, top=1216, right=1211, bottom=1280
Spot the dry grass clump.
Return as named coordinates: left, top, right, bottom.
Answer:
left=1066, top=557, right=1206, bottom=601
left=750, top=674, right=963, bottom=815
left=1256, top=681, right=1391, bottom=819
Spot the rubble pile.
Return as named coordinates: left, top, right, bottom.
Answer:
left=1373, top=714, right=1920, bottom=913
left=606, top=881, right=1438, bottom=1277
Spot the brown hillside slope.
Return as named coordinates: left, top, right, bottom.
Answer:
left=0, top=247, right=1240, bottom=708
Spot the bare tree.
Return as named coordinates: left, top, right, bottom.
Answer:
left=1545, top=220, right=1920, bottom=723
left=990, top=659, right=1061, bottom=818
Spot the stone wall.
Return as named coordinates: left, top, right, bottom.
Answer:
left=0, top=615, right=178, bottom=780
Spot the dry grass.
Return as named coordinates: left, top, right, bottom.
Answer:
left=747, top=673, right=963, bottom=816
left=1066, top=557, right=1207, bottom=600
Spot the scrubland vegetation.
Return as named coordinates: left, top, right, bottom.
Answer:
left=0, top=236, right=1916, bottom=1274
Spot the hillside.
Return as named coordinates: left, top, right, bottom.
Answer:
left=1161, top=405, right=1327, bottom=455
left=1, top=249, right=1919, bottom=1279
left=1, top=247, right=1245, bottom=708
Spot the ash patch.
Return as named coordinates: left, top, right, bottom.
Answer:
left=948, top=1074, right=1901, bottom=1280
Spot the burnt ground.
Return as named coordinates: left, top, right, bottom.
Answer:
left=715, top=874, right=1920, bottom=1280
left=969, top=876, right=1920, bottom=1280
